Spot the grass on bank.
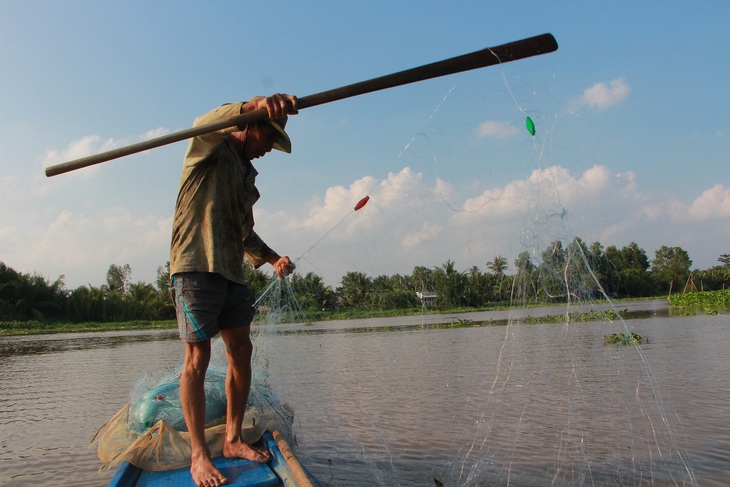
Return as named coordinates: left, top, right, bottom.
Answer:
left=0, top=320, right=176, bottom=336
left=2, top=291, right=726, bottom=336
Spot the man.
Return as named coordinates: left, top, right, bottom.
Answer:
left=169, top=93, right=299, bottom=487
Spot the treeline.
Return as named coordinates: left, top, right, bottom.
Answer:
left=0, top=263, right=175, bottom=323
left=1, top=239, right=729, bottom=323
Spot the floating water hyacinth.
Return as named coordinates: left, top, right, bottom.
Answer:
left=526, top=116, right=536, bottom=136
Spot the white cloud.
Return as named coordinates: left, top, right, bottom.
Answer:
left=1, top=207, right=171, bottom=288
left=4, top=162, right=728, bottom=289
left=41, top=135, right=107, bottom=167
left=40, top=128, right=171, bottom=169
left=402, top=221, right=443, bottom=250
left=573, top=78, right=630, bottom=110
left=266, top=164, right=727, bottom=283
left=667, top=184, right=730, bottom=222
left=475, top=121, right=519, bottom=139
left=140, top=127, right=170, bottom=140
left=296, top=175, right=380, bottom=232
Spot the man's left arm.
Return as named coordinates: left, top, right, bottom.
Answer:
left=243, top=231, right=295, bottom=278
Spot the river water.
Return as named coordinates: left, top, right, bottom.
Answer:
left=0, top=300, right=728, bottom=486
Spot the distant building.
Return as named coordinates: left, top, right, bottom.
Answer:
left=416, top=291, right=437, bottom=306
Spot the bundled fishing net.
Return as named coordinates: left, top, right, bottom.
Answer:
left=125, top=367, right=228, bottom=435
left=91, top=339, right=293, bottom=471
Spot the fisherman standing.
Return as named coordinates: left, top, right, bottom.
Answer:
left=169, top=94, right=298, bottom=487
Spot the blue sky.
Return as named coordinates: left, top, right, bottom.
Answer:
left=1, top=1, right=728, bottom=289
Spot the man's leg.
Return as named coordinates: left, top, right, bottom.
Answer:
left=219, top=325, right=270, bottom=462
left=181, top=340, right=228, bottom=487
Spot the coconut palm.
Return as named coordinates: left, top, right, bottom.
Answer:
left=291, top=272, right=334, bottom=310
left=488, top=256, right=508, bottom=301
left=487, top=256, right=508, bottom=278
left=433, top=260, right=467, bottom=309
left=338, top=271, right=372, bottom=307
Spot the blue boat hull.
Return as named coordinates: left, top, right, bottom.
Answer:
left=108, top=431, right=323, bottom=487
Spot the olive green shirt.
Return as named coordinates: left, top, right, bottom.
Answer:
left=169, top=102, right=277, bottom=284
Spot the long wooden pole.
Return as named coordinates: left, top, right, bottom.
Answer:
left=45, top=33, right=557, bottom=178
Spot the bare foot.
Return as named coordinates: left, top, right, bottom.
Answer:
left=223, top=438, right=271, bottom=463
left=191, top=453, right=228, bottom=487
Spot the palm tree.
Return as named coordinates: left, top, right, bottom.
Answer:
left=371, top=275, right=394, bottom=293
left=513, top=251, right=537, bottom=303
left=410, top=266, right=434, bottom=293
left=241, top=261, right=269, bottom=296
left=291, top=272, right=334, bottom=310
left=488, top=256, right=508, bottom=301
left=487, top=256, right=508, bottom=278
left=466, top=265, right=486, bottom=307
left=433, top=260, right=467, bottom=309
left=126, top=281, right=159, bottom=320
left=67, top=285, right=106, bottom=322
left=5, top=273, right=65, bottom=321
left=338, top=271, right=372, bottom=307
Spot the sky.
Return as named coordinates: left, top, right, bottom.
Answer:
left=1, top=1, right=729, bottom=290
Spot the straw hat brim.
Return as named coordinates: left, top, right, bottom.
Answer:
left=266, top=118, right=291, bottom=154
left=247, top=96, right=292, bottom=154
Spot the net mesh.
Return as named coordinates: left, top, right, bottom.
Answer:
left=265, top=62, right=697, bottom=485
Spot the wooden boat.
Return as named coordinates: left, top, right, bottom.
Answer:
left=107, top=430, right=324, bottom=487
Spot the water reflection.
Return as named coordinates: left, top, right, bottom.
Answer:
left=0, top=329, right=179, bottom=358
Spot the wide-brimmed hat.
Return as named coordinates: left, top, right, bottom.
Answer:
left=248, top=96, right=292, bottom=153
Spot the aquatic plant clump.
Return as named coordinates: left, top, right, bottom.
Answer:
left=668, top=289, right=730, bottom=311
left=522, top=308, right=627, bottom=324
left=603, top=332, right=644, bottom=345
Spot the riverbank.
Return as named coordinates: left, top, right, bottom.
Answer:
left=0, top=297, right=670, bottom=336
left=0, top=319, right=176, bottom=336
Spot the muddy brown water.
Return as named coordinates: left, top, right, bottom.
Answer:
left=1, top=300, right=728, bottom=486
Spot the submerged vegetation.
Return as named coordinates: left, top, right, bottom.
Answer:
left=1, top=243, right=728, bottom=335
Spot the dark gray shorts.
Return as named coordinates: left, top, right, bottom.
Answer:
left=170, top=272, right=256, bottom=342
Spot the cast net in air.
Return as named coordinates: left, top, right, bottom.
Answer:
left=95, top=52, right=702, bottom=485
left=241, top=61, right=700, bottom=486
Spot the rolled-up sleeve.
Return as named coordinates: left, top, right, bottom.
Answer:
left=243, top=230, right=278, bottom=269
